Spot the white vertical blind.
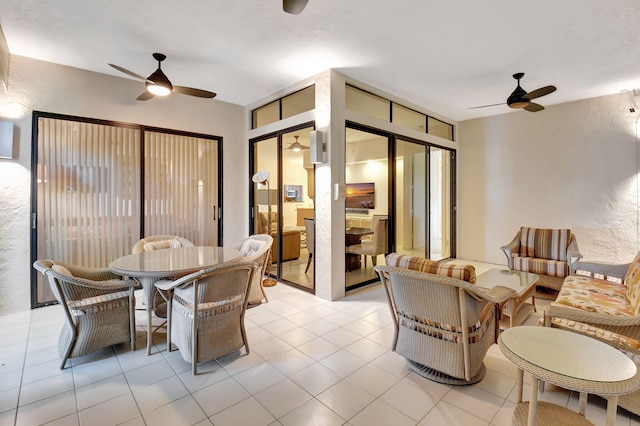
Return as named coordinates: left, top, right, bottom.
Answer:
left=34, top=117, right=219, bottom=305
left=144, top=131, right=218, bottom=246
left=36, top=118, right=141, bottom=303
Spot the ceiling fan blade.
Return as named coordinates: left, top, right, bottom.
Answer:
left=468, top=102, right=506, bottom=110
left=109, top=63, right=152, bottom=83
left=173, top=86, right=217, bottom=98
left=283, top=0, right=308, bottom=14
left=523, top=85, right=556, bottom=100
left=524, top=102, right=544, bottom=112
left=136, top=91, right=155, bottom=101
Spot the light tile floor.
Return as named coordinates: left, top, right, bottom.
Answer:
left=2, top=263, right=640, bottom=426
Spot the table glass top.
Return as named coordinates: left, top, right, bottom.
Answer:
left=500, top=326, right=637, bottom=382
left=345, top=227, right=374, bottom=236
left=476, top=268, right=539, bottom=294
left=110, top=246, right=241, bottom=276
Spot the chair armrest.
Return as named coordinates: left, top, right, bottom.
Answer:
left=566, top=237, right=583, bottom=270
left=53, top=274, right=137, bottom=293
left=544, top=304, right=640, bottom=328
left=571, top=261, right=630, bottom=281
left=154, top=269, right=206, bottom=291
left=500, top=231, right=521, bottom=270
left=471, top=285, right=517, bottom=304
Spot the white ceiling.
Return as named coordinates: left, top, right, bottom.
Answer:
left=3, top=0, right=640, bottom=122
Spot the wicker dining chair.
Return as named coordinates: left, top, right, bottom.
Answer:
left=33, top=259, right=136, bottom=369
left=131, top=235, right=195, bottom=253
left=155, top=261, right=257, bottom=375
left=235, top=234, right=273, bottom=306
left=131, top=235, right=195, bottom=317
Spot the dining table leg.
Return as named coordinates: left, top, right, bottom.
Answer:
left=137, top=276, right=158, bottom=356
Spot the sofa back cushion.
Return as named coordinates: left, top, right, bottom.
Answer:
left=624, top=251, right=640, bottom=314
left=385, top=253, right=476, bottom=284
left=519, top=227, right=571, bottom=261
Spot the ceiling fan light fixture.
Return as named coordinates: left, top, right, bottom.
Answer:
left=146, top=67, right=173, bottom=96
left=291, top=142, right=302, bottom=152
left=146, top=82, right=171, bottom=96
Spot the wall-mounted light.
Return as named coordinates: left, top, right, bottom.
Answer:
left=0, top=120, right=14, bottom=159
left=309, top=130, right=324, bottom=164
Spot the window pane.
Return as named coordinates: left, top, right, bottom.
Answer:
left=392, top=104, right=426, bottom=132
left=346, top=85, right=390, bottom=121
left=428, top=117, right=454, bottom=141
left=429, top=147, right=452, bottom=259
left=395, top=140, right=426, bottom=258
left=282, top=86, right=315, bottom=119
left=252, top=101, right=279, bottom=129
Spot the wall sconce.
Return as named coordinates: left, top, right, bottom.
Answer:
left=309, top=130, right=324, bottom=164
left=0, top=120, right=14, bottom=159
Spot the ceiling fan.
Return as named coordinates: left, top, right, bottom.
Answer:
left=470, top=73, right=556, bottom=112
left=283, top=0, right=308, bottom=14
left=285, top=135, right=309, bottom=151
left=109, top=53, right=216, bottom=101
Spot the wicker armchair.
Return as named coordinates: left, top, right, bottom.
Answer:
left=375, top=258, right=514, bottom=385
left=235, top=234, right=273, bottom=306
left=543, top=254, right=640, bottom=415
left=155, top=261, right=257, bottom=375
left=33, top=259, right=136, bottom=369
left=501, top=227, right=582, bottom=295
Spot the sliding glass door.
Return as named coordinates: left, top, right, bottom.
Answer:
left=31, top=113, right=222, bottom=307
left=250, top=124, right=315, bottom=292
left=395, top=139, right=427, bottom=257
left=345, top=127, right=390, bottom=290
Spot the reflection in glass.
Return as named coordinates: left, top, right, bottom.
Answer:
left=345, top=127, right=389, bottom=290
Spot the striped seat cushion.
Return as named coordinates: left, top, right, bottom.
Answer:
left=385, top=253, right=476, bottom=284
left=513, top=256, right=569, bottom=278
left=519, top=227, right=571, bottom=261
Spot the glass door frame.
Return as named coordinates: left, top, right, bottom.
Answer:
left=249, top=121, right=316, bottom=293
left=346, top=121, right=457, bottom=266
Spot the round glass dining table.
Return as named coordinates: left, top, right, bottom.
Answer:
left=110, top=246, right=242, bottom=355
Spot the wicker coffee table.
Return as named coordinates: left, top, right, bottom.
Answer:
left=476, top=269, right=539, bottom=328
left=499, top=326, right=640, bottom=426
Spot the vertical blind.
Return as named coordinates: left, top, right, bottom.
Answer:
left=144, top=131, right=218, bottom=246
left=34, top=115, right=220, bottom=306
left=36, top=117, right=141, bottom=268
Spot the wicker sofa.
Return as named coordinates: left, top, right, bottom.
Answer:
left=543, top=251, right=640, bottom=415
left=501, top=227, right=582, bottom=295
left=375, top=253, right=514, bottom=385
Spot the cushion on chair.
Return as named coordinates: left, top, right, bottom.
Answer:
left=513, top=257, right=569, bottom=278
left=239, top=238, right=265, bottom=256
left=624, top=251, right=640, bottom=315
left=554, top=275, right=633, bottom=316
left=519, top=227, right=571, bottom=261
left=143, top=239, right=182, bottom=251
left=52, top=264, right=73, bottom=277
left=384, top=253, right=476, bottom=284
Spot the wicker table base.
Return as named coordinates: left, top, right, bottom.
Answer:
left=513, top=401, right=592, bottom=425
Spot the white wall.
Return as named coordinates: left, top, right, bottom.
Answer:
left=458, top=92, right=640, bottom=266
left=0, top=55, right=246, bottom=315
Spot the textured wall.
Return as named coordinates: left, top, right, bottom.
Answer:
left=458, top=92, right=640, bottom=265
left=0, top=55, right=246, bottom=316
